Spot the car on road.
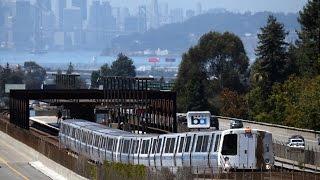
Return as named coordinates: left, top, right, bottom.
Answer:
left=230, top=119, right=243, bottom=129
left=287, top=136, right=305, bottom=149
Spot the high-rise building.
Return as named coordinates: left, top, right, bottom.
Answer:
left=87, top=0, right=115, bottom=49
left=124, top=16, right=139, bottom=33
left=13, top=1, right=33, bottom=49
left=63, top=8, right=82, bottom=31
left=170, top=8, right=184, bottom=23
left=159, top=2, right=169, bottom=25
left=56, top=0, right=66, bottom=29
left=72, top=0, right=87, bottom=20
left=36, top=0, right=51, bottom=11
left=196, top=2, right=202, bottom=15
left=186, top=9, right=195, bottom=20
left=149, top=0, right=159, bottom=29
left=138, top=5, right=147, bottom=33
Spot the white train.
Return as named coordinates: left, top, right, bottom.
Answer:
left=59, top=119, right=274, bottom=171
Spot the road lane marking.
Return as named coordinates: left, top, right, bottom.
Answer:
left=0, top=155, right=30, bottom=180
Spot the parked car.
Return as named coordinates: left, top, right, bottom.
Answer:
left=287, top=135, right=305, bottom=149
left=230, top=119, right=243, bottom=129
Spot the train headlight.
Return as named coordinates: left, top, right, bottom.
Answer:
left=265, top=159, right=270, bottom=164
left=266, top=164, right=271, bottom=170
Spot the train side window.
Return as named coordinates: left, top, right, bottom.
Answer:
left=141, top=140, right=146, bottom=154
left=122, top=140, right=130, bottom=153
left=195, top=136, right=203, bottom=152
left=151, top=139, right=157, bottom=154
left=201, top=135, right=209, bottom=152
left=113, top=139, right=118, bottom=152
left=221, top=134, right=237, bottom=155
left=142, top=140, right=150, bottom=154
left=164, top=138, right=171, bottom=153
left=208, top=134, right=215, bottom=153
left=134, top=140, right=140, bottom=154
left=156, top=139, right=162, bottom=153
left=178, top=137, right=185, bottom=153
left=214, top=135, right=221, bottom=152
left=169, top=138, right=175, bottom=153
left=130, top=140, right=136, bottom=154
left=184, top=136, right=191, bottom=152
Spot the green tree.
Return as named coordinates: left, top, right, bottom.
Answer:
left=248, top=15, right=293, bottom=120
left=66, top=62, right=74, bottom=74
left=100, top=63, right=112, bottom=77
left=219, top=88, right=248, bottom=119
left=175, top=31, right=249, bottom=112
left=111, top=53, right=136, bottom=77
left=90, top=71, right=100, bottom=88
left=269, top=76, right=320, bottom=130
left=296, top=0, right=320, bottom=76
left=24, top=61, right=46, bottom=89
left=254, top=15, right=290, bottom=87
left=90, top=64, right=112, bottom=88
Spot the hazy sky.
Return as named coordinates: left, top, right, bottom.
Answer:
left=106, top=0, right=308, bottom=13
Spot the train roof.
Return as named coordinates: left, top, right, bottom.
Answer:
left=62, top=119, right=271, bottom=137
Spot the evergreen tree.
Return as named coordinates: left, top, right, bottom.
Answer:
left=111, top=53, right=136, bottom=77
left=100, top=63, right=112, bottom=77
left=296, top=0, right=320, bottom=76
left=255, top=15, right=289, bottom=88
left=90, top=70, right=100, bottom=88
left=66, top=62, right=74, bottom=75
left=248, top=15, right=292, bottom=121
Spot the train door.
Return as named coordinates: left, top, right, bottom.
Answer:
left=181, top=134, right=194, bottom=166
left=120, top=138, right=130, bottom=163
left=209, top=133, right=220, bottom=172
left=175, top=135, right=186, bottom=167
left=149, top=137, right=158, bottom=167
left=155, top=136, right=165, bottom=167
left=239, top=133, right=256, bottom=169
left=161, top=135, right=178, bottom=167
left=191, top=134, right=211, bottom=167
left=139, top=138, right=152, bottom=166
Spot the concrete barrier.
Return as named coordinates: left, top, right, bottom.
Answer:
left=0, top=130, right=87, bottom=180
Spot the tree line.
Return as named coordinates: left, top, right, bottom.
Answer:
left=90, top=53, right=136, bottom=88
left=174, top=0, right=320, bottom=130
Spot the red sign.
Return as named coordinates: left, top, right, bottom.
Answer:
left=148, top=57, right=160, bottom=63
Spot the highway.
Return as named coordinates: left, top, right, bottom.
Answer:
left=218, top=118, right=320, bottom=151
left=0, top=137, right=50, bottom=180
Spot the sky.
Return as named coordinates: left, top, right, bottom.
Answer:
left=105, top=0, right=308, bottom=13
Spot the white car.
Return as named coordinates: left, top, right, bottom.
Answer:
left=287, top=138, right=305, bottom=149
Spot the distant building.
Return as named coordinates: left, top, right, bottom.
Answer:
left=72, top=0, right=87, bottom=20
left=196, top=2, right=202, bottom=15
left=149, top=0, right=160, bottom=29
left=186, top=9, right=195, bottom=20
left=138, top=6, right=147, bottom=33
left=124, top=16, right=139, bottom=33
left=86, top=1, right=115, bottom=49
left=13, top=1, right=33, bottom=50
left=63, top=8, right=82, bottom=31
left=55, top=0, right=66, bottom=29
left=170, top=8, right=184, bottom=23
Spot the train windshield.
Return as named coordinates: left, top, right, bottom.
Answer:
left=221, top=134, right=238, bottom=155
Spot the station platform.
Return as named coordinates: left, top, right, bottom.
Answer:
left=30, top=116, right=60, bottom=132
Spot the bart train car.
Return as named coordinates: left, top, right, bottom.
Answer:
left=59, top=119, right=274, bottom=171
